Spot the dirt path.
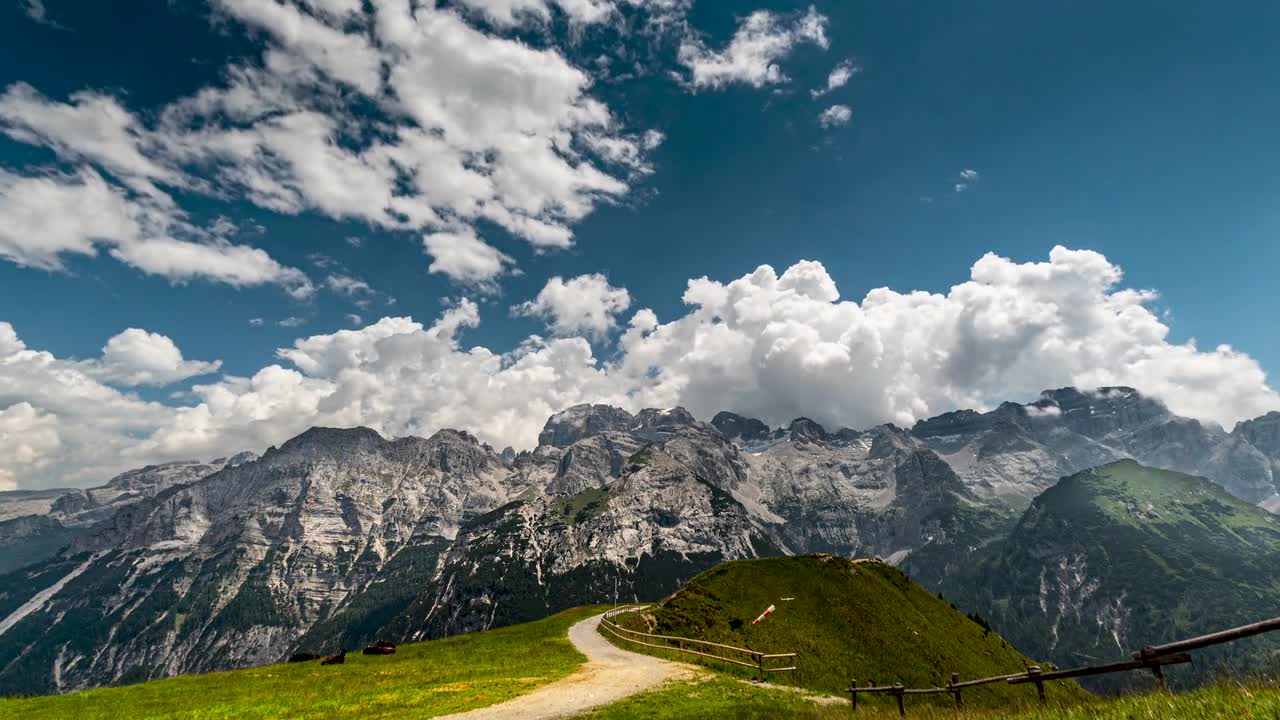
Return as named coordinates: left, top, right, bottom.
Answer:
left=433, top=610, right=697, bottom=720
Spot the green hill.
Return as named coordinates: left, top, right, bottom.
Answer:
left=946, top=460, right=1280, bottom=690
left=609, top=554, right=1087, bottom=708
left=0, top=606, right=606, bottom=720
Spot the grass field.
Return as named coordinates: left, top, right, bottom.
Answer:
left=1, top=605, right=608, bottom=720
left=576, top=676, right=1280, bottom=719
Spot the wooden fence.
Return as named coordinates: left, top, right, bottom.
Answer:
left=598, top=608, right=797, bottom=680
left=847, top=614, right=1280, bottom=716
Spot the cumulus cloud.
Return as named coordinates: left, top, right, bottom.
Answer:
left=3, top=247, right=1277, bottom=490
left=423, top=229, right=515, bottom=286
left=92, top=329, right=222, bottom=387
left=811, top=59, right=857, bottom=98
left=0, top=402, right=61, bottom=490
left=608, top=246, right=1280, bottom=430
left=0, top=322, right=174, bottom=488
left=679, top=6, right=829, bottom=90
left=818, top=104, right=852, bottom=128
left=513, top=273, right=632, bottom=339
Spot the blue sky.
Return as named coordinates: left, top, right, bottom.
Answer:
left=1, top=0, right=1279, bottom=488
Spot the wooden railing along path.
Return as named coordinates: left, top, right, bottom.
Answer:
left=598, top=608, right=797, bottom=680
left=847, top=615, right=1280, bottom=716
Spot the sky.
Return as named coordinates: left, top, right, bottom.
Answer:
left=1, top=0, right=1279, bottom=490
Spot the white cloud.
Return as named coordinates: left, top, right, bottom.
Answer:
left=0, top=0, right=662, bottom=290
left=818, top=104, right=852, bottom=128
left=278, top=316, right=308, bottom=328
left=1024, top=403, right=1062, bottom=418
left=513, top=273, right=632, bottom=339
left=608, top=247, right=1280, bottom=431
left=810, top=59, right=857, bottom=98
left=249, top=318, right=265, bottom=327
left=0, top=83, right=179, bottom=198
left=454, top=0, right=616, bottom=27
left=0, top=402, right=61, bottom=490
left=5, top=241, right=1277, bottom=489
left=0, top=168, right=315, bottom=297
left=955, top=168, right=979, bottom=192
left=325, top=273, right=373, bottom=299
left=0, top=322, right=176, bottom=489
left=345, top=313, right=363, bottom=326
left=19, top=0, right=67, bottom=30
left=423, top=229, right=515, bottom=286
left=92, top=329, right=222, bottom=387
left=679, top=6, right=829, bottom=90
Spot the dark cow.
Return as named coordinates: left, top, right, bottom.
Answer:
left=320, top=651, right=346, bottom=666
left=288, top=652, right=322, bottom=663
left=362, top=644, right=395, bottom=656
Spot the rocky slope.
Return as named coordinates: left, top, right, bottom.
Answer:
left=0, top=456, right=253, bottom=574
left=942, top=460, right=1280, bottom=689
left=912, top=387, right=1280, bottom=505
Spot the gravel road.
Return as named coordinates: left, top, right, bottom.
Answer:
left=433, top=610, right=696, bottom=719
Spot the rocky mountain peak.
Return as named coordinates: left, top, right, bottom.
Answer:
left=426, top=428, right=481, bottom=445
left=1235, top=412, right=1280, bottom=453
left=630, top=407, right=699, bottom=441
left=103, top=460, right=213, bottom=491
left=537, top=404, right=634, bottom=448
left=865, top=424, right=912, bottom=458
left=274, top=426, right=386, bottom=457
left=786, top=417, right=830, bottom=442
left=910, top=408, right=990, bottom=439
left=711, top=411, right=771, bottom=443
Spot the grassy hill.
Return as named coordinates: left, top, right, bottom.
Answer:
left=1, top=605, right=607, bottom=720
left=946, top=460, right=1280, bottom=690
left=608, top=554, right=1087, bottom=708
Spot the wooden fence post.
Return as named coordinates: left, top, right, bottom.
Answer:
left=1138, top=648, right=1168, bottom=691
left=1027, top=666, right=1046, bottom=704
left=1150, top=662, right=1167, bottom=691
left=848, top=680, right=857, bottom=713
left=950, top=672, right=963, bottom=709
left=756, top=652, right=765, bottom=681
left=893, top=684, right=905, bottom=716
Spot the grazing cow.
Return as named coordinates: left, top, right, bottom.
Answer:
left=373, top=640, right=396, bottom=650
left=288, top=652, right=322, bottom=663
left=362, top=645, right=395, bottom=656
left=320, top=651, right=346, bottom=666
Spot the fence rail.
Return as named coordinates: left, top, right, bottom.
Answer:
left=847, top=614, right=1280, bottom=716
left=598, top=608, right=798, bottom=679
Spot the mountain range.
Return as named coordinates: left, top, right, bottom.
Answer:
left=1, top=386, right=1279, bottom=695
